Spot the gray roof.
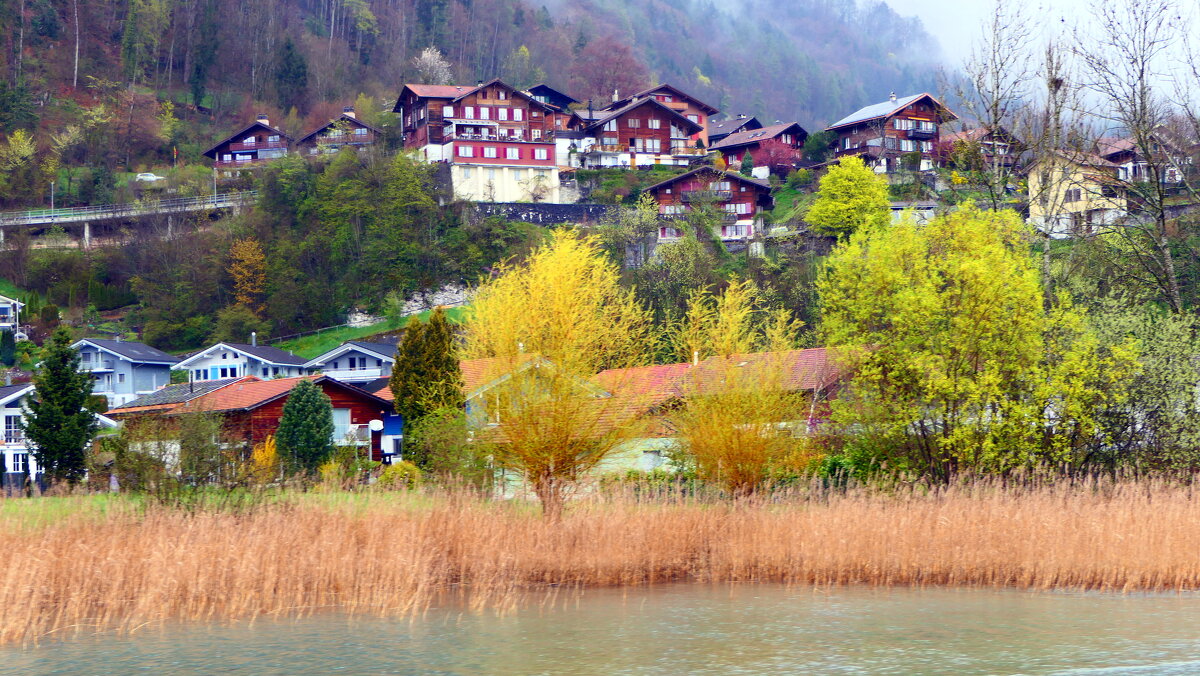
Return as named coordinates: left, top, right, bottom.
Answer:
left=828, top=94, right=923, bottom=130
left=347, top=340, right=399, bottom=358
left=0, top=384, right=32, bottom=403
left=111, top=378, right=240, bottom=410
left=77, top=338, right=180, bottom=364
left=221, top=343, right=308, bottom=366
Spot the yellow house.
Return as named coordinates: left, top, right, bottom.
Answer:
left=1026, top=151, right=1126, bottom=236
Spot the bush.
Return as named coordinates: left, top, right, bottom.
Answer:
left=39, top=304, right=59, bottom=323
left=377, top=461, right=422, bottom=490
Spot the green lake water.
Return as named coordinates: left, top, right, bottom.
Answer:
left=5, top=584, right=1200, bottom=675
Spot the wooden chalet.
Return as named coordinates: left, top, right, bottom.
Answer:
left=940, top=126, right=1023, bottom=170
left=526, top=83, right=580, bottom=133
left=643, top=167, right=773, bottom=241
left=203, top=115, right=291, bottom=172
left=707, top=115, right=762, bottom=146
left=710, top=122, right=808, bottom=174
left=602, top=83, right=720, bottom=147
left=568, top=98, right=704, bottom=168
left=296, top=107, right=382, bottom=155
left=827, top=92, right=957, bottom=173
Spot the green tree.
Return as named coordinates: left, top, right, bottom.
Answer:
left=805, top=156, right=890, bottom=238
left=21, top=327, right=98, bottom=483
left=273, top=38, right=309, bottom=114
left=209, top=305, right=271, bottom=344
left=275, top=379, right=334, bottom=473
left=501, top=45, right=546, bottom=89
left=389, top=307, right=463, bottom=425
left=819, top=206, right=1135, bottom=480
left=740, top=151, right=755, bottom=176
left=0, top=330, right=16, bottom=367
left=802, top=130, right=837, bottom=163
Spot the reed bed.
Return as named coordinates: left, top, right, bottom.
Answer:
left=3, top=478, right=1200, bottom=644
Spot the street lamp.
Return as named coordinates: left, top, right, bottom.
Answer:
left=50, top=181, right=55, bottom=212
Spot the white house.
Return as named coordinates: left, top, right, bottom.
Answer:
left=0, top=294, right=24, bottom=332
left=0, top=383, right=119, bottom=491
left=173, top=341, right=307, bottom=382
left=304, top=340, right=398, bottom=384
left=71, top=338, right=181, bottom=407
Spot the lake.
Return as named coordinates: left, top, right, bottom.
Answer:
left=5, top=584, right=1200, bottom=675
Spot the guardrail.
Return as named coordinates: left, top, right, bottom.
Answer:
left=0, top=191, right=257, bottom=228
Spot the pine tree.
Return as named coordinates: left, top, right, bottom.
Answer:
left=275, top=379, right=334, bottom=473
left=21, top=327, right=97, bottom=483
left=740, top=150, right=755, bottom=176
left=274, top=38, right=309, bottom=114
left=389, top=308, right=463, bottom=425
left=0, top=329, right=16, bottom=367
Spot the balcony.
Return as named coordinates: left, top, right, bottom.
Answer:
left=908, top=127, right=937, bottom=140
left=319, top=367, right=384, bottom=382
left=334, top=424, right=371, bottom=446
left=672, top=146, right=706, bottom=156
left=658, top=212, right=688, bottom=220
left=80, top=359, right=115, bottom=372
left=214, top=159, right=262, bottom=169
left=682, top=190, right=732, bottom=202
left=720, top=212, right=740, bottom=223
left=228, top=140, right=287, bottom=152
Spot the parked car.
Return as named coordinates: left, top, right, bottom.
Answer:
left=135, top=173, right=165, bottom=182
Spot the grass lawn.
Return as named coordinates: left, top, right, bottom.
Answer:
left=275, top=306, right=467, bottom=359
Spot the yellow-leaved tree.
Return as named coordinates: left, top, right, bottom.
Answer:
left=804, top=155, right=890, bottom=239
left=228, top=237, right=267, bottom=316
left=463, top=230, right=653, bottom=517
left=247, top=434, right=279, bottom=485
left=818, top=205, right=1137, bottom=480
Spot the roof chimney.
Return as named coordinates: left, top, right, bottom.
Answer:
left=5, top=371, right=11, bottom=387
left=693, top=350, right=699, bottom=367
left=256, top=113, right=270, bottom=126
left=342, top=106, right=356, bottom=119
left=477, top=79, right=484, bottom=87
left=251, top=331, right=257, bottom=347
left=612, top=89, right=619, bottom=103
left=889, top=92, right=897, bottom=104
left=738, top=113, right=746, bottom=119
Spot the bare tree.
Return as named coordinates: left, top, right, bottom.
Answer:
left=1074, top=0, right=1185, bottom=312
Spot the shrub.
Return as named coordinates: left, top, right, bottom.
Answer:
left=377, top=461, right=422, bottom=490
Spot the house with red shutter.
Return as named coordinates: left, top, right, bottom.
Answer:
left=601, top=84, right=720, bottom=148
left=296, top=107, right=382, bottom=156
left=566, top=98, right=704, bottom=169
left=203, top=115, right=291, bottom=174
left=394, top=78, right=561, bottom=202
left=643, top=167, right=774, bottom=242
left=526, top=83, right=580, bottom=134
left=827, top=92, right=957, bottom=173
left=710, top=122, right=808, bottom=177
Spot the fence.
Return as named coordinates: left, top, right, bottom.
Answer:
left=0, top=191, right=258, bottom=228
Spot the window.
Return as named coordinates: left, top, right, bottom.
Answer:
left=487, top=169, right=497, bottom=180
left=710, top=181, right=731, bottom=191
left=221, top=353, right=228, bottom=360
left=513, top=169, right=524, bottom=181
left=498, top=107, right=509, bottom=121
left=268, top=135, right=280, bottom=143
left=5, top=415, right=22, bottom=443
left=354, top=127, right=367, bottom=136
left=328, top=128, right=344, bottom=137
left=687, top=114, right=699, bottom=124
left=80, top=351, right=92, bottom=363
left=332, top=409, right=352, bottom=443
left=534, top=148, right=549, bottom=160
left=222, top=154, right=232, bottom=162
left=272, top=367, right=280, bottom=376
left=496, top=89, right=507, bottom=100
left=782, top=134, right=792, bottom=144
left=1065, top=188, right=1082, bottom=202
left=660, top=204, right=684, bottom=215
left=531, top=129, right=542, bottom=140
left=118, top=373, right=125, bottom=384
left=506, top=147, right=520, bottom=160
left=665, top=188, right=672, bottom=194
left=443, top=106, right=454, bottom=118
left=464, top=106, right=475, bottom=119
left=194, top=369, right=203, bottom=381
left=648, top=118, right=661, bottom=130
left=645, top=139, right=661, bottom=152
left=262, top=368, right=269, bottom=377
left=739, top=186, right=746, bottom=192
left=419, top=107, right=426, bottom=120
left=659, top=226, right=682, bottom=238
left=463, top=167, right=473, bottom=178
left=604, top=120, right=617, bottom=132
left=900, top=139, right=915, bottom=152
left=842, top=138, right=850, bottom=150
left=479, top=107, right=490, bottom=120
left=483, top=146, right=498, bottom=158
left=513, top=109, right=524, bottom=121
left=920, top=141, right=932, bottom=153
left=628, top=118, right=641, bottom=128
left=243, top=136, right=257, bottom=145
left=458, top=145, right=475, bottom=157
left=894, top=118, right=914, bottom=131
left=10, top=452, right=28, bottom=473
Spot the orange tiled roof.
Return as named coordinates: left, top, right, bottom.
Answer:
left=175, top=375, right=317, bottom=413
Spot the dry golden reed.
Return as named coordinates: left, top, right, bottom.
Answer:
left=4, top=479, right=1200, bottom=644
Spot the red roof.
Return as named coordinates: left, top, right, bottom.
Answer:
left=402, top=84, right=473, bottom=98
left=710, top=122, right=807, bottom=152
left=174, top=375, right=390, bottom=414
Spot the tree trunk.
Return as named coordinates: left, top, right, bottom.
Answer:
left=72, top=0, right=80, bottom=88
left=534, top=476, right=564, bottom=521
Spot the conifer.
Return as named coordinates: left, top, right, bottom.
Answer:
left=22, top=327, right=97, bottom=483
left=276, top=379, right=334, bottom=473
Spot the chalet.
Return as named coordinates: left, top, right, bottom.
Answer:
left=113, top=376, right=401, bottom=462
left=203, top=115, right=291, bottom=173
left=602, top=84, right=720, bottom=147
left=643, top=167, right=774, bottom=242
left=567, top=98, right=704, bottom=169
left=827, top=93, right=957, bottom=173
left=108, top=378, right=243, bottom=417
left=296, top=107, right=382, bottom=156
left=394, top=78, right=561, bottom=202
left=710, top=122, right=808, bottom=177
left=526, top=83, right=580, bottom=134
left=0, top=295, right=23, bottom=332
left=1026, top=151, right=1125, bottom=236
left=707, top=115, right=762, bottom=146
left=173, top=341, right=307, bottom=382
left=941, top=127, right=1022, bottom=170
left=70, top=338, right=180, bottom=407
left=1095, top=135, right=1190, bottom=184
left=304, top=339, right=398, bottom=384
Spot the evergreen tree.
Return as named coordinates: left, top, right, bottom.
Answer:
left=0, top=330, right=16, bottom=367
left=389, top=308, right=463, bottom=425
left=740, top=151, right=755, bottom=176
left=275, top=379, right=334, bottom=473
left=274, top=38, right=309, bottom=114
left=21, top=327, right=98, bottom=483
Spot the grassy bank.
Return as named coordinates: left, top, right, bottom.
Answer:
left=275, top=306, right=467, bottom=359
left=4, top=479, right=1200, bottom=644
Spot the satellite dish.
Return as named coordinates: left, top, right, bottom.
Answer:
left=13, top=332, right=27, bottom=342
left=368, top=419, right=384, bottom=432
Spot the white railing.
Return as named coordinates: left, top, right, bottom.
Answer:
left=0, top=191, right=257, bottom=228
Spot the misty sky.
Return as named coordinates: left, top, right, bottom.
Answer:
left=883, top=0, right=1084, bottom=66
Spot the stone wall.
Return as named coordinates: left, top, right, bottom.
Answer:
left=473, top=202, right=618, bottom=225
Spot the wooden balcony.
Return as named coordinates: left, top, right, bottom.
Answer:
left=682, top=190, right=732, bottom=202
left=909, top=128, right=937, bottom=140
left=228, top=140, right=287, bottom=152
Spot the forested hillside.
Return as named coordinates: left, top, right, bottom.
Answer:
left=0, top=0, right=941, bottom=194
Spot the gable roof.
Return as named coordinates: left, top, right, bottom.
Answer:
left=108, top=378, right=242, bottom=415
left=606, top=83, right=720, bottom=115
left=176, top=375, right=391, bottom=414
left=304, top=339, right=400, bottom=368
left=296, top=114, right=383, bottom=145
left=203, top=120, right=292, bottom=159
left=642, top=166, right=772, bottom=193
left=0, top=384, right=33, bottom=406
left=709, top=116, right=762, bottom=139
left=71, top=338, right=180, bottom=365
left=0, top=294, right=24, bottom=309
left=398, top=83, right=475, bottom=100
left=827, top=93, right=957, bottom=132
left=173, top=342, right=307, bottom=369
left=582, top=97, right=702, bottom=135
left=526, top=83, right=580, bottom=110
left=710, top=122, right=808, bottom=152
